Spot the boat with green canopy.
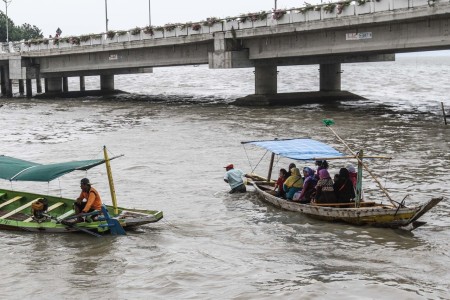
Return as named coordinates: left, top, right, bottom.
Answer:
left=0, top=147, right=163, bottom=236
left=242, top=120, right=443, bottom=230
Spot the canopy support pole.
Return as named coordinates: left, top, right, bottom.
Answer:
left=355, top=150, right=363, bottom=208
left=325, top=124, right=398, bottom=207
left=104, top=146, right=118, bottom=214
left=267, top=153, right=275, bottom=182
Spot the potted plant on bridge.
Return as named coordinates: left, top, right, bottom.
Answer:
left=239, top=13, right=254, bottom=29
left=225, top=16, right=239, bottom=31
left=189, top=23, right=202, bottom=35
left=355, top=0, right=372, bottom=15
left=164, top=23, right=177, bottom=38
left=204, top=17, right=223, bottom=33
left=176, top=23, right=190, bottom=36
left=154, top=26, right=165, bottom=38
left=106, top=30, right=118, bottom=44
left=116, top=30, right=129, bottom=42
left=322, top=3, right=337, bottom=19
left=130, top=27, right=142, bottom=41
left=271, top=9, right=290, bottom=25
left=337, top=0, right=355, bottom=17
left=143, top=26, right=154, bottom=39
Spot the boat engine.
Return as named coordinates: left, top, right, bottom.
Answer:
left=31, top=198, right=49, bottom=222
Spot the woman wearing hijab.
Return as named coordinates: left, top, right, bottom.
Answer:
left=334, top=168, right=356, bottom=203
left=283, top=167, right=303, bottom=200
left=294, top=167, right=317, bottom=203
left=313, top=169, right=337, bottom=204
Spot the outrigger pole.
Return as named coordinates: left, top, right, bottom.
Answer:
left=322, top=119, right=398, bottom=207
left=103, top=146, right=119, bottom=214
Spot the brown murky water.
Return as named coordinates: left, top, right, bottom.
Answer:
left=0, top=56, right=449, bottom=299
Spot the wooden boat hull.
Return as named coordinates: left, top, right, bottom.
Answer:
left=252, top=182, right=442, bottom=230
left=0, top=188, right=163, bottom=234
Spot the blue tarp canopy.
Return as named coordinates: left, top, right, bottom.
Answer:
left=0, top=155, right=106, bottom=182
left=243, top=138, right=344, bottom=160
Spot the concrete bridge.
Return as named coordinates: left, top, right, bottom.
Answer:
left=0, top=0, right=449, bottom=104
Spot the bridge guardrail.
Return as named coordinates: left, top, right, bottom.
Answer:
left=0, top=0, right=442, bottom=54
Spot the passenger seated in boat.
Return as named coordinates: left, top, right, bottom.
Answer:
left=334, top=168, right=356, bottom=203
left=75, top=178, right=103, bottom=222
left=283, top=167, right=303, bottom=200
left=286, top=163, right=296, bottom=177
left=315, top=160, right=329, bottom=179
left=293, top=167, right=317, bottom=204
left=312, top=169, right=337, bottom=204
left=273, top=168, right=288, bottom=198
left=346, top=164, right=357, bottom=188
left=223, top=163, right=247, bottom=194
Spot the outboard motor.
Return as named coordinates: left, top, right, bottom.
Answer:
left=31, top=198, right=49, bottom=222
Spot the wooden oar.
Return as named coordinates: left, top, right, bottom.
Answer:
left=323, top=119, right=399, bottom=207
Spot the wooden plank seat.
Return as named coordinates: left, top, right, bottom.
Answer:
left=23, top=202, right=66, bottom=222
left=312, top=201, right=377, bottom=208
left=0, top=196, right=23, bottom=209
left=0, top=198, right=42, bottom=220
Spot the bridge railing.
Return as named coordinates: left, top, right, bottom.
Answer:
left=0, top=0, right=441, bottom=54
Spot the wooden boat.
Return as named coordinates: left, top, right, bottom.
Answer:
left=0, top=147, right=163, bottom=236
left=242, top=121, right=443, bottom=231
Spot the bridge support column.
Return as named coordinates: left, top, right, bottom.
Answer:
left=19, top=79, right=24, bottom=95
left=320, top=63, right=341, bottom=92
left=100, top=75, right=114, bottom=91
left=2, top=66, right=12, bottom=98
left=26, top=79, right=32, bottom=97
left=63, top=77, right=69, bottom=92
left=80, top=76, right=85, bottom=91
left=44, top=79, right=48, bottom=93
left=255, top=65, right=277, bottom=95
left=0, top=68, right=5, bottom=96
left=36, top=75, right=42, bottom=94
left=47, top=77, right=62, bottom=93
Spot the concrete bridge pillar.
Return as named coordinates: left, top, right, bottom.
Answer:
left=44, top=79, right=48, bottom=93
left=36, top=75, right=42, bottom=94
left=80, top=76, right=86, bottom=91
left=255, top=65, right=277, bottom=95
left=100, top=75, right=114, bottom=91
left=47, top=77, right=62, bottom=93
left=26, top=79, right=32, bottom=97
left=1, top=66, right=12, bottom=98
left=320, top=63, right=341, bottom=92
left=19, top=79, right=24, bottom=95
left=62, top=77, right=69, bottom=92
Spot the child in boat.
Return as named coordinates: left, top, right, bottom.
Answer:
left=273, top=168, right=288, bottom=198
left=334, top=168, right=356, bottom=203
left=283, top=167, right=303, bottom=200
left=312, top=169, right=336, bottom=204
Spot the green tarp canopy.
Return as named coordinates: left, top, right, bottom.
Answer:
left=0, top=155, right=105, bottom=182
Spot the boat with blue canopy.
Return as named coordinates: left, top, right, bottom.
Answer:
left=0, top=147, right=163, bottom=236
left=241, top=121, right=443, bottom=231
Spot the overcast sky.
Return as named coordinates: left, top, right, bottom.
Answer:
left=4, top=0, right=325, bottom=37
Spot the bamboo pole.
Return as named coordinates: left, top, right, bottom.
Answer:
left=267, top=152, right=275, bottom=182
left=103, top=146, right=118, bottom=214
left=442, top=102, right=448, bottom=125
left=325, top=125, right=398, bottom=207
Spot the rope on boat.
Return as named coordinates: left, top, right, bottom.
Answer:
left=251, top=150, right=269, bottom=174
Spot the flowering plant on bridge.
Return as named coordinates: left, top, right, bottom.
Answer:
left=116, top=30, right=128, bottom=36
left=337, top=0, right=352, bottom=14
left=80, top=35, right=91, bottom=42
left=203, top=17, right=220, bottom=27
left=323, top=3, right=336, bottom=13
left=154, top=26, right=165, bottom=32
left=191, top=23, right=201, bottom=31
left=107, top=30, right=116, bottom=39
left=164, top=24, right=177, bottom=32
left=356, top=0, right=368, bottom=5
left=272, top=9, right=287, bottom=20
left=225, top=16, right=238, bottom=22
left=180, top=22, right=192, bottom=30
left=143, top=26, right=154, bottom=36
left=298, top=4, right=315, bottom=14
left=130, top=27, right=141, bottom=35
left=70, top=37, right=80, bottom=45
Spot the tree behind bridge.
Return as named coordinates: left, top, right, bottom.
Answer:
left=0, top=11, right=43, bottom=42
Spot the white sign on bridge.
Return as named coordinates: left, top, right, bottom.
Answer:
left=346, top=32, right=373, bottom=41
